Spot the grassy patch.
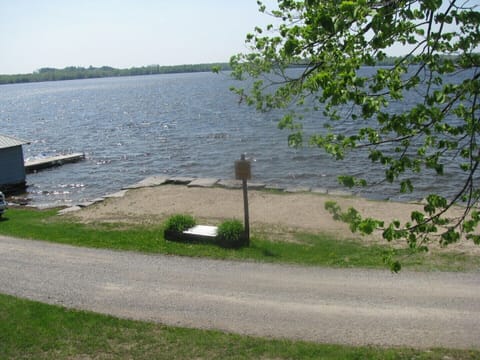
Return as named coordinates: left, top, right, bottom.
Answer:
left=0, top=208, right=478, bottom=271
left=1, top=293, right=478, bottom=359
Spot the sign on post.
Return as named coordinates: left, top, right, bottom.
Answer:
left=235, top=154, right=251, bottom=245
left=235, top=156, right=251, bottom=180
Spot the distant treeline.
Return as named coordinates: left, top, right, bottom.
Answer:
left=0, top=56, right=468, bottom=85
left=0, top=63, right=232, bottom=85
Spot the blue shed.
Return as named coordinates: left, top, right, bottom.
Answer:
left=0, top=134, right=30, bottom=192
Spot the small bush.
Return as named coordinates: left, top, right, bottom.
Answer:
left=164, top=214, right=196, bottom=233
left=217, top=219, right=246, bottom=248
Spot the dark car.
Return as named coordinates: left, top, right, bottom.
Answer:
left=0, top=191, right=7, bottom=217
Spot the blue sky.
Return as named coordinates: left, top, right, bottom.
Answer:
left=0, top=0, right=277, bottom=74
left=1, top=1, right=478, bottom=75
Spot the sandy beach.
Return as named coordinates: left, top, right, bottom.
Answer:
left=70, top=184, right=479, bottom=255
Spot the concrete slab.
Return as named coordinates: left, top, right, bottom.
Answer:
left=187, top=178, right=219, bottom=188
left=76, top=198, right=105, bottom=207
left=217, top=180, right=265, bottom=190
left=183, top=225, right=218, bottom=237
left=77, top=202, right=96, bottom=208
left=103, top=190, right=128, bottom=198
left=284, top=186, right=311, bottom=193
left=247, top=182, right=266, bottom=190
left=123, top=176, right=169, bottom=189
left=217, top=179, right=243, bottom=189
left=167, top=177, right=196, bottom=185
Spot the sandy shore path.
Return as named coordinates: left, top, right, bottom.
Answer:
left=74, top=185, right=416, bottom=234
left=71, top=184, right=479, bottom=254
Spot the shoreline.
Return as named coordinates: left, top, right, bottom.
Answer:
left=61, top=176, right=480, bottom=256
left=4, top=173, right=474, bottom=255
left=57, top=175, right=357, bottom=213
left=9, top=176, right=358, bottom=210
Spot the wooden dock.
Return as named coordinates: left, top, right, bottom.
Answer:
left=25, top=153, right=85, bottom=173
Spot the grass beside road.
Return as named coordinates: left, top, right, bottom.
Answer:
left=1, top=293, right=479, bottom=360
left=1, top=208, right=479, bottom=358
left=0, top=208, right=479, bottom=271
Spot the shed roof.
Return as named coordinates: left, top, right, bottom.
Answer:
left=0, top=134, right=30, bottom=150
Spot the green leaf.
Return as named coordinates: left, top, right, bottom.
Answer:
left=383, top=224, right=395, bottom=241
left=358, top=218, right=383, bottom=235
left=319, top=15, right=335, bottom=33
left=400, top=179, right=414, bottom=193
left=287, top=132, right=303, bottom=148
left=411, top=211, right=425, bottom=224
left=441, top=229, right=460, bottom=245
left=338, top=175, right=355, bottom=188
left=284, top=38, right=299, bottom=56
left=467, top=234, right=480, bottom=245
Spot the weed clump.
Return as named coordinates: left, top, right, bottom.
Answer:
left=164, top=214, right=196, bottom=233
left=217, top=219, right=246, bottom=248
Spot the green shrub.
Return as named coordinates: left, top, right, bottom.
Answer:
left=164, top=214, right=196, bottom=233
left=217, top=219, right=246, bottom=248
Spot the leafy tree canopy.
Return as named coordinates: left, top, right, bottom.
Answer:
left=230, top=0, right=480, bottom=270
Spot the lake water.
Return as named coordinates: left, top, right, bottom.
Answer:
left=0, top=70, right=469, bottom=206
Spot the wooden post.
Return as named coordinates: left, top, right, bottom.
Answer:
left=235, top=154, right=251, bottom=246
left=242, top=176, right=250, bottom=245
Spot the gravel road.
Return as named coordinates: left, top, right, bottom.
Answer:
left=0, top=235, right=479, bottom=349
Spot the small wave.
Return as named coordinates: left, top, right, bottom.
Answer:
left=179, top=161, right=200, bottom=169
left=204, top=133, right=229, bottom=139
left=32, top=189, right=72, bottom=196
left=285, top=173, right=328, bottom=180
left=291, top=154, right=328, bottom=161
left=59, top=183, right=85, bottom=189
